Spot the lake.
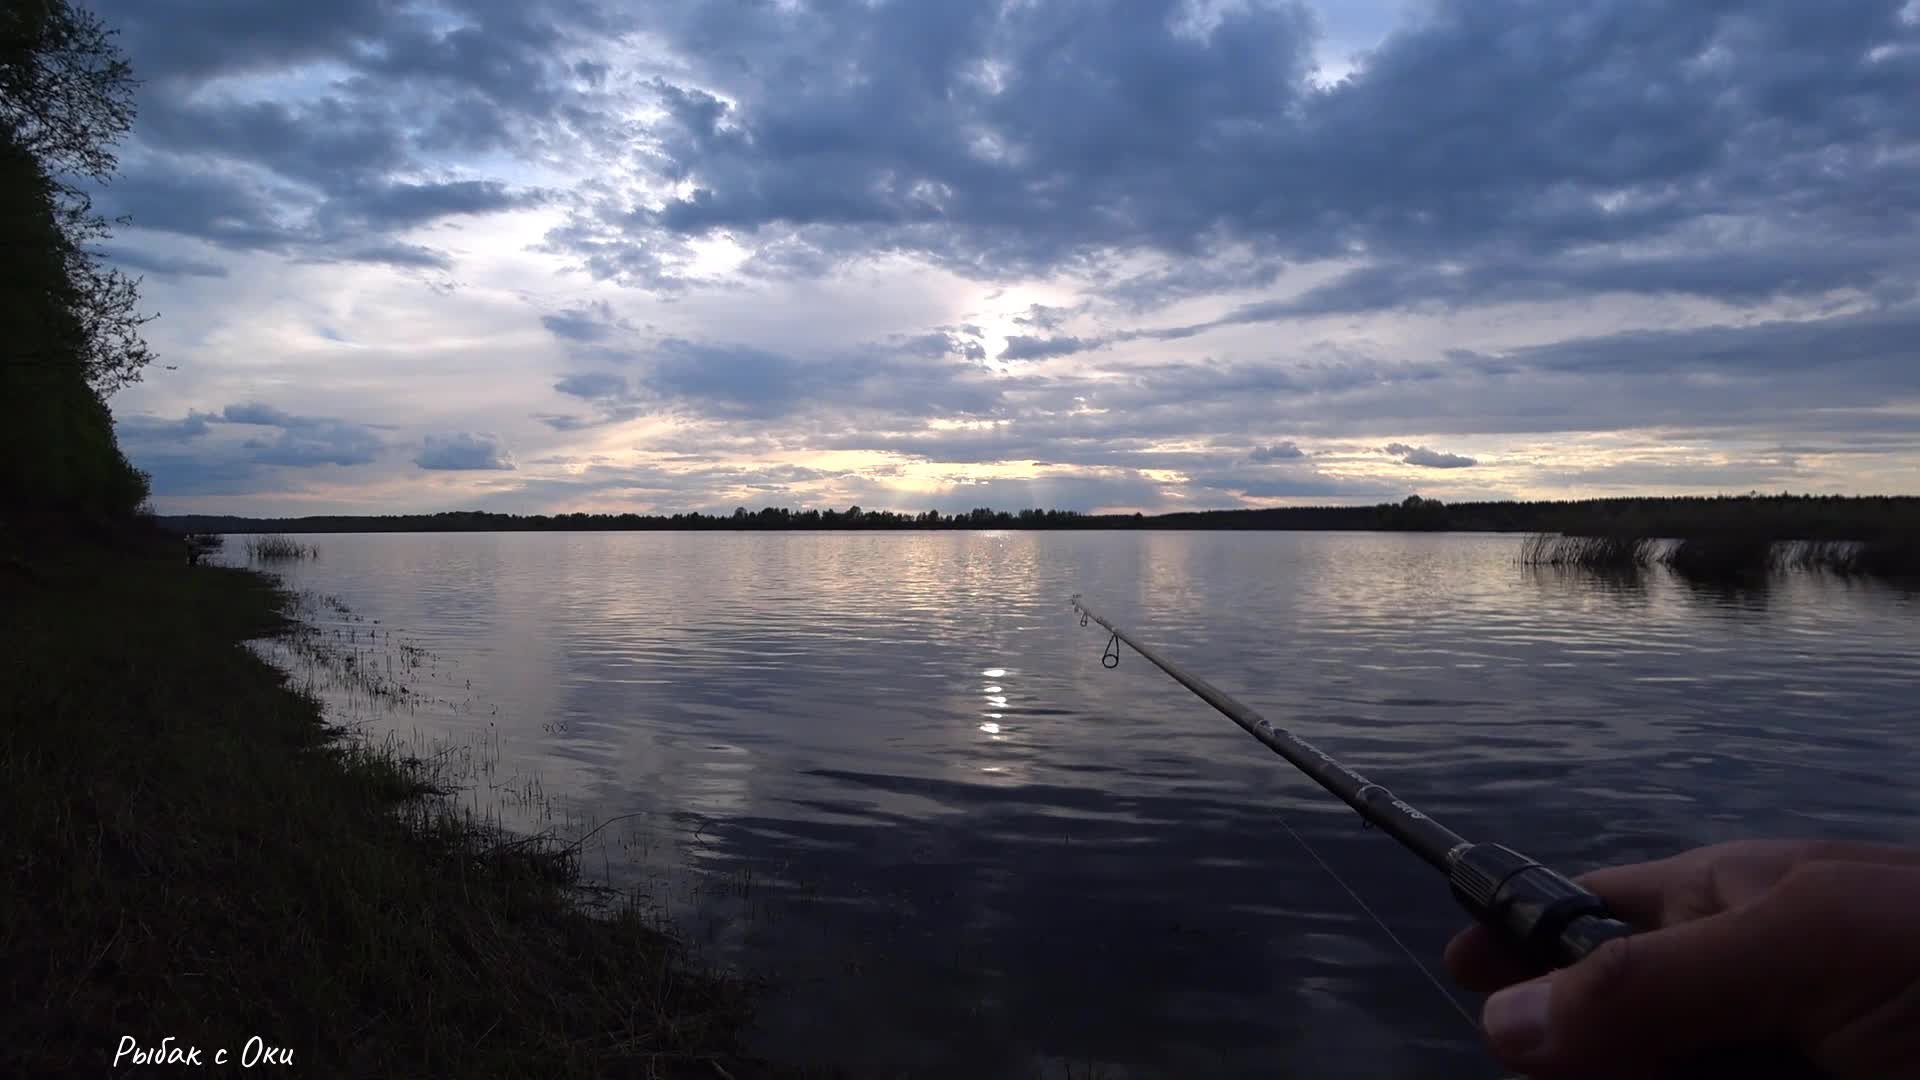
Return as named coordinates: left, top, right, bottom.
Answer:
left=233, top=530, right=1920, bottom=1078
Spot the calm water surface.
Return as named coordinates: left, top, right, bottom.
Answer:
left=236, top=531, right=1919, bottom=1078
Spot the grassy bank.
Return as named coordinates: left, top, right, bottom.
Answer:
left=0, top=531, right=764, bottom=1076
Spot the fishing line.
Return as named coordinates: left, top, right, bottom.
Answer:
left=1269, top=808, right=1479, bottom=1031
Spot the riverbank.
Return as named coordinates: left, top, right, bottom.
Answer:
left=0, top=531, right=769, bottom=1076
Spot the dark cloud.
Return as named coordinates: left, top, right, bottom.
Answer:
left=1384, top=443, right=1477, bottom=469
left=88, top=0, right=608, bottom=267
left=416, top=432, right=515, bottom=470
left=220, top=403, right=297, bottom=427
left=134, top=456, right=281, bottom=497
left=117, top=402, right=386, bottom=494
left=1010, top=304, right=1075, bottom=331
left=85, top=0, right=396, bottom=83
left=223, top=403, right=384, bottom=466
left=553, top=372, right=630, bottom=400
left=116, top=411, right=215, bottom=441
left=542, top=300, right=628, bottom=343
left=998, top=335, right=1099, bottom=361
left=100, top=248, right=230, bottom=279
left=545, top=0, right=1917, bottom=312
left=1248, top=442, right=1305, bottom=463
left=892, top=330, right=987, bottom=362
left=97, top=0, right=1920, bottom=511
left=531, top=409, right=645, bottom=432
left=334, top=179, right=543, bottom=229
left=1021, top=307, right=1920, bottom=445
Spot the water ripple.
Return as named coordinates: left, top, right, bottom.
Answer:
left=246, top=531, right=1920, bottom=1079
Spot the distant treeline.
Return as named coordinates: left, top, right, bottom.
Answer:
left=163, top=494, right=1919, bottom=539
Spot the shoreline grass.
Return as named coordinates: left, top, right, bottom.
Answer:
left=0, top=529, right=769, bottom=1076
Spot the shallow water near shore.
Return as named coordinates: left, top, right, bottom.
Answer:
left=231, top=530, right=1920, bottom=1078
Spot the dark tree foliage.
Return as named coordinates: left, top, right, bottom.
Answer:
left=1, top=132, right=148, bottom=515
left=0, top=0, right=135, bottom=181
left=1, top=1, right=150, bottom=516
left=1, top=0, right=153, bottom=395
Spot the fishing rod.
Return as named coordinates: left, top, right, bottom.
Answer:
left=1072, top=593, right=1640, bottom=969
left=1072, top=595, right=1825, bottom=1076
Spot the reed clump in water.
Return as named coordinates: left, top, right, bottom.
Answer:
left=1661, top=535, right=1777, bottom=579
left=1523, top=532, right=1920, bottom=580
left=1520, top=533, right=1655, bottom=569
left=246, top=533, right=317, bottom=561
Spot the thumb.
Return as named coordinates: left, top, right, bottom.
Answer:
left=1477, top=902, right=1803, bottom=1075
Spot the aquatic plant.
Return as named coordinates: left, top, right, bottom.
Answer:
left=245, top=534, right=316, bottom=561
left=1522, top=532, right=1920, bottom=580
left=1519, top=533, right=1654, bottom=569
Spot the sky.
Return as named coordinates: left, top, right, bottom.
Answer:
left=89, top=0, right=1920, bottom=517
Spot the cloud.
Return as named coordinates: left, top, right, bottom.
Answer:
left=98, top=1, right=1920, bottom=513
left=119, top=402, right=380, bottom=462
left=542, top=0, right=1919, bottom=314
left=415, top=432, right=515, bottom=471
left=892, top=330, right=988, bottom=361
left=116, top=402, right=387, bottom=495
left=115, top=411, right=214, bottom=441
left=341, top=180, right=542, bottom=228
left=1187, top=471, right=1392, bottom=499
left=635, top=338, right=1003, bottom=421
left=101, top=247, right=230, bottom=279
left=998, top=335, right=1098, bottom=361
left=1248, top=441, right=1305, bottom=463
left=1385, top=443, right=1478, bottom=469
left=219, top=403, right=296, bottom=427
left=222, top=403, right=384, bottom=466
left=85, top=0, right=605, bottom=268
left=553, top=372, right=630, bottom=400
left=1011, top=304, right=1075, bottom=331
left=542, top=301, right=628, bottom=343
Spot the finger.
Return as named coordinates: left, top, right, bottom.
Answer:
left=1479, top=861, right=1920, bottom=1077
left=1444, top=924, right=1537, bottom=993
left=1478, top=912, right=1794, bottom=1076
left=1576, top=839, right=1920, bottom=929
left=1573, top=855, right=1695, bottom=926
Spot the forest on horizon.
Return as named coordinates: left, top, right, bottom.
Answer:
left=164, top=493, right=1920, bottom=539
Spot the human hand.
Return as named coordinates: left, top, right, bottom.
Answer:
left=1444, top=839, right=1920, bottom=1078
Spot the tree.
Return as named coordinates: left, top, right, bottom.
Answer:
left=1, top=0, right=153, bottom=394
left=0, top=131, right=147, bottom=514
left=1, top=0, right=135, bottom=181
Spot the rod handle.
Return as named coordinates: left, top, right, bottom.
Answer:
left=1449, top=843, right=1826, bottom=1078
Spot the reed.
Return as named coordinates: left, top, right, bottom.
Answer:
left=245, top=533, right=317, bottom=560
left=1522, top=533, right=1920, bottom=579
left=1519, top=533, right=1655, bottom=569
